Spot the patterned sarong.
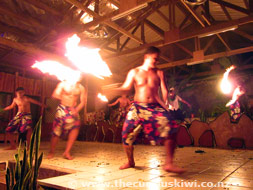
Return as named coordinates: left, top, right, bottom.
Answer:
left=6, top=112, right=32, bottom=133
left=53, top=104, right=80, bottom=137
left=122, top=102, right=178, bottom=145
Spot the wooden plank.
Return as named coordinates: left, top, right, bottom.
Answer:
left=210, top=0, right=250, bottom=15
left=158, top=46, right=253, bottom=68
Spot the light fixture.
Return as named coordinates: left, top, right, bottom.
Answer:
left=184, top=0, right=207, bottom=6
left=111, top=3, right=148, bottom=21
left=198, top=25, right=238, bottom=38
left=187, top=58, right=213, bottom=66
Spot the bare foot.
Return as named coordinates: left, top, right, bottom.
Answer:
left=163, top=164, right=186, bottom=174
left=119, top=162, right=135, bottom=170
left=47, top=153, right=54, bottom=159
left=63, top=153, right=74, bottom=160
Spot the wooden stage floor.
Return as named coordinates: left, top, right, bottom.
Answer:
left=1, top=141, right=253, bottom=190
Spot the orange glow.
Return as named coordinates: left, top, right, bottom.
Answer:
left=220, top=65, right=235, bottom=94
left=32, top=61, right=81, bottom=84
left=65, top=34, right=112, bottom=79
left=97, top=93, right=108, bottom=102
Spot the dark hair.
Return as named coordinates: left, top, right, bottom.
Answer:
left=16, top=87, right=24, bottom=91
left=144, top=46, right=160, bottom=55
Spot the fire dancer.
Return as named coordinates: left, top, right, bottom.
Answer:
left=166, top=87, right=191, bottom=122
left=106, top=46, right=185, bottom=173
left=3, top=87, right=46, bottom=150
left=48, top=77, right=85, bottom=160
left=226, top=85, right=245, bottom=123
left=108, top=94, right=131, bottom=123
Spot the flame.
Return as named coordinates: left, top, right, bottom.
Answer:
left=97, top=93, right=108, bottom=102
left=226, top=86, right=245, bottom=107
left=220, top=65, right=235, bottom=94
left=32, top=61, right=81, bottom=84
left=65, top=34, right=112, bottom=79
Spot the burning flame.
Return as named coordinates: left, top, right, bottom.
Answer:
left=220, top=65, right=235, bottom=94
left=65, top=34, right=112, bottom=79
left=32, top=61, right=81, bottom=84
left=226, top=86, right=245, bottom=107
left=97, top=93, right=108, bottom=102
left=32, top=34, right=111, bottom=82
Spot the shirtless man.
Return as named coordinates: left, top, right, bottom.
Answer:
left=3, top=87, right=45, bottom=150
left=48, top=78, right=85, bottom=160
left=109, top=46, right=185, bottom=173
left=108, top=94, right=131, bottom=122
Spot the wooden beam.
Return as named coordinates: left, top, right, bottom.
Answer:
left=105, top=16, right=253, bottom=59
left=243, top=0, right=249, bottom=10
left=144, top=19, right=164, bottom=38
left=65, top=0, right=143, bottom=44
left=175, top=43, right=193, bottom=56
left=180, top=0, right=205, bottom=27
left=100, top=1, right=168, bottom=49
left=22, top=0, right=62, bottom=17
left=0, top=37, right=70, bottom=67
left=203, top=36, right=216, bottom=53
left=220, top=4, right=232, bottom=20
left=177, top=3, right=198, bottom=29
left=82, top=10, right=119, bottom=30
left=210, top=0, right=250, bottom=15
left=233, top=30, right=253, bottom=41
left=158, top=46, right=253, bottom=68
left=156, top=9, right=170, bottom=24
left=201, top=14, right=231, bottom=50
left=120, top=24, right=140, bottom=51
left=0, top=23, right=35, bottom=41
left=141, top=21, right=145, bottom=44
left=0, top=6, right=46, bottom=30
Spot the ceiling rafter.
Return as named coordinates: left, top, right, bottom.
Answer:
left=144, top=19, right=164, bottom=38
left=100, top=0, right=169, bottom=49
left=65, top=0, right=143, bottom=44
left=22, top=0, right=62, bottom=17
left=175, top=43, right=193, bottom=56
left=203, top=36, right=217, bottom=53
left=201, top=14, right=231, bottom=50
left=220, top=4, right=232, bottom=20
left=233, top=30, right=253, bottom=41
left=0, top=6, right=46, bottom=31
left=178, top=5, right=199, bottom=29
left=210, top=0, right=250, bottom=15
left=120, top=24, right=141, bottom=51
left=158, top=46, right=253, bottom=68
left=105, top=16, right=253, bottom=59
left=0, top=22, right=35, bottom=41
